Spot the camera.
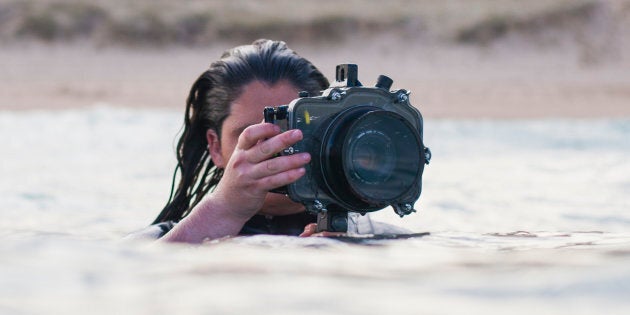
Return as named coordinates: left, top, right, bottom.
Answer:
left=264, top=64, right=431, bottom=232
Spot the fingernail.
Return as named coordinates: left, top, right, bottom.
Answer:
left=300, top=153, right=311, bottom=161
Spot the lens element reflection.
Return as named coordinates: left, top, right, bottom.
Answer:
left=348, top=130, right=396, bottom=184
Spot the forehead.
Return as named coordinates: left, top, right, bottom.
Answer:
left=223, top=80, right=299, bottom=137
left=232, top=80, right=299, bottom=112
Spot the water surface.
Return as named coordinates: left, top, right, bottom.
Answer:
left=1, top=107, right=629, bottom=315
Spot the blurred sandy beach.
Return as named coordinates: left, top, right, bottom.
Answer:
left=1, top=0, right=629, bottom=118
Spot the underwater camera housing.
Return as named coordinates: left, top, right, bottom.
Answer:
left=264, top=64, right=431, bottom=232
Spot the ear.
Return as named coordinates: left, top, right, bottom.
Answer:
left=206, top=129, right=226, bottom=168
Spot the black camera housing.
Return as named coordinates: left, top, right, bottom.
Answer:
left=264, top=64, right=431, bottom=220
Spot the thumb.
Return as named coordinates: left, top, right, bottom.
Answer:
left=299, top=223, right=317, bottom=237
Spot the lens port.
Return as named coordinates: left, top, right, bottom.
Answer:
left=321, top=106, right=423, bottom=211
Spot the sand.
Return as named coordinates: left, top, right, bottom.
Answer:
left=1, top=37, right=629, bottom=119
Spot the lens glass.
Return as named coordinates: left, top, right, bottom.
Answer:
left=348, top=130, right=396, bottom=184
left=342, top=111, right=421, bottom=203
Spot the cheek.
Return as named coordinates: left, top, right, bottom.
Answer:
left=221, top=137, right=238, bottom=162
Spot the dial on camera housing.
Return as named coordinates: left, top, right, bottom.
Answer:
left=264, top=64, right=431, bottom=232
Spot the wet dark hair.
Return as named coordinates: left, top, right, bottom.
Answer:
left=152, top=39, right=329, bottom=224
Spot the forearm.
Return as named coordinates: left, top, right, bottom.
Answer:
left=159, top=197, right=249, bottom=244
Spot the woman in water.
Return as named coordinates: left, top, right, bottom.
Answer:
left=145, top=39, right=334, bottom=243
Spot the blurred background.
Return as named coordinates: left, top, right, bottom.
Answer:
left=1, top=0, right=629, bottom=118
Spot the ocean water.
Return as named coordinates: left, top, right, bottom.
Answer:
left=1, top=107, right=629, bottom=315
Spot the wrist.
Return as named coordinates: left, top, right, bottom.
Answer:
left=196, top=195, right=253, bottom=228
left=160, top=195, right=251, bottom=243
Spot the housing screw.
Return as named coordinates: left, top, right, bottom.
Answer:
left=397, top=92, right=409, bottom=103
left=313, top=200, right=326, bottom=212
left=283, top=146, right=295, bottom=155
left=331, top=91, right=342, bottom=101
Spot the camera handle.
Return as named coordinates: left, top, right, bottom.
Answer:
left=264, top=106, right=290, bottom=195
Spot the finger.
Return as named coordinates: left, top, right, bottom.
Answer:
left=237, top=123, right=281, bottom=150
left=256, top=167, right=306, bottom=192
left=248, top=129, right=303, bottom=163
left=249, top=153, right=310, bottom=179
left=300, top=223, right=346, bottom=238
left=299, top=223, right=317, bottom=237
